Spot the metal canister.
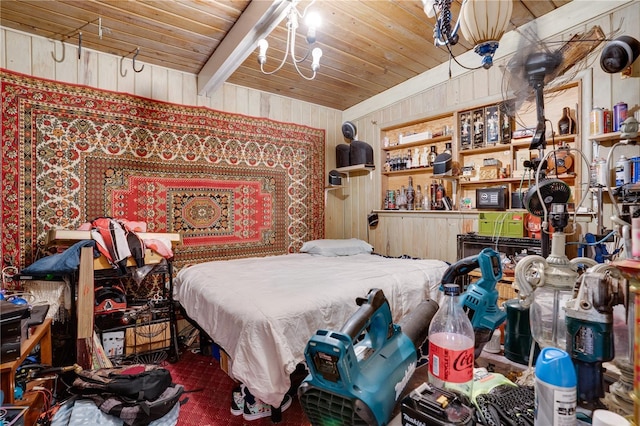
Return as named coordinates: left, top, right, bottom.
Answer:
left=613, top=102, right=628, bottom=132
left=590, top=107, right=604, bottom=135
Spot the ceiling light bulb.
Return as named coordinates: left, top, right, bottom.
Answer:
left=305, top=11, right=320, bottom=44
left=305, top=12, right=321, bottom=30
left=311, top=47, right=322, bottom=71
left=257, top=39, right=269, bottom=65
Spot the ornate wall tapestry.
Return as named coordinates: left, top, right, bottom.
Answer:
left=1, top=70, right=325, bottom=271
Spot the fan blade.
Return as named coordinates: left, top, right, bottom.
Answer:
left=545, top=25, right=606, bottom=87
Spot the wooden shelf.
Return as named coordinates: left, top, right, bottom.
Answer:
left=382, top=166, right=432, bottom=176
left=459, top=173, right=576, bottom=186
left=334, top=164, right=374, bottom=173
left=0, top=319, right=52, bottom=404
left=382, top=135, right=452, bottom=151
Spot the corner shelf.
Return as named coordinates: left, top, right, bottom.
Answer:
left=334, top=164, right=375, bottom=173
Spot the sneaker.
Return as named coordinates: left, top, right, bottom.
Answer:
left=243, top=394, right=292, bottom=421
left=230, top=384, right=245, bottom=416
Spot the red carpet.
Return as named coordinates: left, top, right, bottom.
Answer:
left=164, top=351, right=310, bottom=426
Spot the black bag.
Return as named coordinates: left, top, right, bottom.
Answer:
left=71, top=364, right=171, bottom=401
left=70, top=364, right=184, bottom=425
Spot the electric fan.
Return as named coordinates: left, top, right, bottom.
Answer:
left=523, top=179, right=571, bottom=218
left=504, top=23, right=604, bottom=353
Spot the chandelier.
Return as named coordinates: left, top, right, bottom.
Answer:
left=256, top=0, right=323, bottom=80
left=422, top=0, right=513, bottom=69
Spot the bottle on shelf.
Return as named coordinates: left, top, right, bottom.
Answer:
left=415, top=185, right=423, bottom=210
left=384, top=152, right=391, bottom=173
left=407, top=177, right=415, bottom=210
left=615, top=154, right=631, bottom=186
left=443, top=142, right=452, bottom=156
left=557, top=107, right=576, bottom=135
left=397, top=186, right=407, bottom=210
left=420, top=147, right=429, bottom=167
left=427, top=146, right=438, bottom=167
left=430, top=180, right=438, bottom=210
left=428, top=284, right=475, bottom=398
left=412, top=148, right=420, bottom=169
left=406, top=149, right=412, bottom=169
left=436, top=180, right=445, bottom=210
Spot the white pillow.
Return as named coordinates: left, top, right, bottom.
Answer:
left=300, top=238, right=373, bottom=256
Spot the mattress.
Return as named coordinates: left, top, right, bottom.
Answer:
left=174, top=252, right=448, bottom=407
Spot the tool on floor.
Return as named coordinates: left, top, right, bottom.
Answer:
left=298, top=288, right=438, bottom=425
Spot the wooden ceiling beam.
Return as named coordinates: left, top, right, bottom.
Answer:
left=197, top=0, right=291, bottom=95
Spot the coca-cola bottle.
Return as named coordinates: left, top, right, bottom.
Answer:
left=428, top=284, right=475, bottom=398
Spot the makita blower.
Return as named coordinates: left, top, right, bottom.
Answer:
left=298, top=288, right=438, bottom=426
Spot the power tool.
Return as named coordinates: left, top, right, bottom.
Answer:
left=440, top=247, right=507, bottom=357
left=564, top=264, right=627, bottom=408
left=298, top=288, right=438, bottom=426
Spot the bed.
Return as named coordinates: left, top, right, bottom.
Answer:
left=173, top=239, right=449, bottom=408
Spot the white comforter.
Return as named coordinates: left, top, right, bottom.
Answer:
left=174, top=253, right=448, bottom=407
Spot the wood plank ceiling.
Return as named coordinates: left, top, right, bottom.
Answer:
left=0, top=0, right=572, bottom=110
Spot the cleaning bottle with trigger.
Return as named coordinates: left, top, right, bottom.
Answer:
left=428, top=283, right=475, bottom=398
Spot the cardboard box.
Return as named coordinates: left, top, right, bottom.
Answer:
left=125, top=320, right=170, bottom=355
left=479, top=166, right=500, bottom=180
left=102, top=330, right=125, bottom=358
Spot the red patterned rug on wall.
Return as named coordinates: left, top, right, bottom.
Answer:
left=0, top=69, right=325, bottom=271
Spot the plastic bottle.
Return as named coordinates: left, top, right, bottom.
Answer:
left=428, top=284, right=475, bottom=398
left=534, top=347, right=577, bottom=426
left=615, top=154, right=631, bottom=186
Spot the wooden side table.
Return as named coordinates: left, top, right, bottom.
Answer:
left=0, top=318, right=52, bottom=404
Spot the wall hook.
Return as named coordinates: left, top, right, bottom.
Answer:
left=78, top=31, right=82, bottom=60
left=120, top=47, right=145, bottom=76
left=119, top=55, right=128, bottom=77
left=51, top=39, right=66, bottom=63
left=132, top=48, right=144, bottom=73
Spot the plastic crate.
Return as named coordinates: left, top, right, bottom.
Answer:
left=478, top=212, right=525, bottom=238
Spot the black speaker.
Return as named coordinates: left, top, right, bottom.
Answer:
left=336, top=144, right=350, bottom=168
left=600, top=35, right=640, bottom=73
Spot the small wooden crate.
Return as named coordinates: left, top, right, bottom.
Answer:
left=479, top=166, right=500, bottom=180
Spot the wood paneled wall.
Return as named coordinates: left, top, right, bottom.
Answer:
left=340, top=0, right=640, bottom=257
left=2, top=0, right=638, bottom=260
left=0, top=26, right=345, bottom=239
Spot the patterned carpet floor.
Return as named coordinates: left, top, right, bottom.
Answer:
left=164, top=350, right=310, bottom=426
left=164, top=349, right=433, bottom=425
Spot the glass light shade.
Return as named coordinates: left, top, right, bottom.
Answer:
left=459, top=0, right=513, bottom=45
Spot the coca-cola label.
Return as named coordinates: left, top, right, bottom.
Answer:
left=428, top=341, right=474, bottom=383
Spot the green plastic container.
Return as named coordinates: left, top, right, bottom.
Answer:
left=478, top=212, right=525, bottom=238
